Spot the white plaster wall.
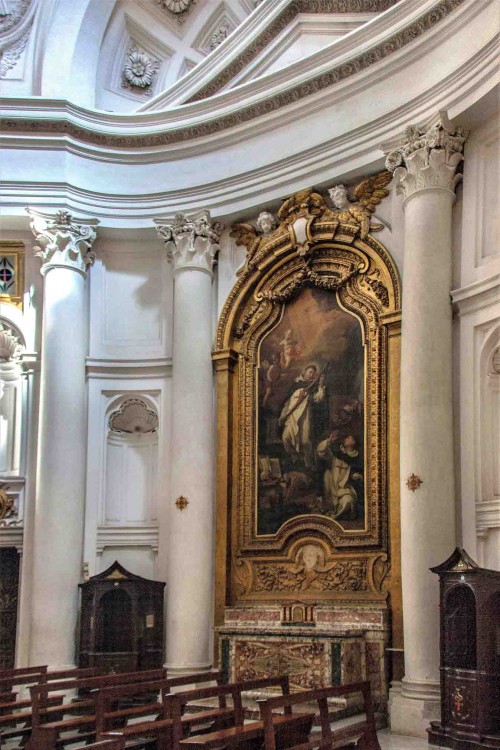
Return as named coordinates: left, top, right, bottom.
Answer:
left=84, top=232, right=173, bottom=583
left=454, top=110, right=500, bottom=569
left=99, top=546, right=157, bottom=580
left=89, top=234, right=172, bottom=362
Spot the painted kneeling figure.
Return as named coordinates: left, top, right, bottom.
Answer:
left=317, top=434, right=363, bottom=520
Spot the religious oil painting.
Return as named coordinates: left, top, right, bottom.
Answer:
left=257, top=286, right=366, bottom=535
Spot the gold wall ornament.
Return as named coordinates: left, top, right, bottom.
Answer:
left=0, top=242, right=25, bottom=309
left=175, top=495, right=189, bottom=511
left=327, top=172, right=392, bottom=240
left=213, top=177, right=402, bottom=653
left=406, top=473, right=423, bottom=492
left=0, top=488, right=14, bottom=521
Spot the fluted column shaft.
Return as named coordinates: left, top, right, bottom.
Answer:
left=156, top=211, right=223, bottom=673
left=386, top=119, right=467, bottom=736
left=28, top=210, right=97, bottom=668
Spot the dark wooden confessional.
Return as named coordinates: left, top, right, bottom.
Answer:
left=79, top=561, right=165, bottom=673
left=428, top=548, right=500, bottom=749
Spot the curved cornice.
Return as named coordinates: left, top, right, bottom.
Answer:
left=0, top=0, right=497, bottom=224
left=0, top=0, right=477, bottom=151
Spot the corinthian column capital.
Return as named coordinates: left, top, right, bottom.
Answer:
left=27, top=209, right=99, bottom=277
left=385, top=117, right=468, bottom=203
left=155, top=210, right=224, bottom=277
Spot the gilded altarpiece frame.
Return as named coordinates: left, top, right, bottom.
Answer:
left=214, top=188, right=402, bottom=693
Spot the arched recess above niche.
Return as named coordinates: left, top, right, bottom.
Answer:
left=103, top=396, right=159, bottom=527
left=109, top=397, right=159, bottom=435
left=213, top=185, right=402, bottom=626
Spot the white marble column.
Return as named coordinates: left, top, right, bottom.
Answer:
left=155, top=211, right=223, bottom=674
left=385, top=119, right=467, bottom=736
left=27, top=209, right=98, bottom=668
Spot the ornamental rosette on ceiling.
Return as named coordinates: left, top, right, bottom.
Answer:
left=0, top=0, right=37, bottom=78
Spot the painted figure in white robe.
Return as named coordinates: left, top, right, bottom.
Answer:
left=317, top=434, right=363, bottom=519
left=279, top=364, right=326, bottom=469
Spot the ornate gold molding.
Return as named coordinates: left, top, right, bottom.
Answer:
left=214, top=182, right=401, bottom=608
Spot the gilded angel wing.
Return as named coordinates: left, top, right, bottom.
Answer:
left=230, top=222, right=261, bottom=274
left=230, top=222, right=259, bottom=252
left=353, top=170, right=393, bottom=213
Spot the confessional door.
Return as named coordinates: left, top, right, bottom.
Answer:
left=0, top=548, right=19, bottom=668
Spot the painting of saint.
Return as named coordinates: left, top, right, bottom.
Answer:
left=257, top=286, right=365, bottom=535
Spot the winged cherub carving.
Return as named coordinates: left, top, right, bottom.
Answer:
left=230, top=211, right=277, bottom=275
left=327, top=171, right=392, bottom=239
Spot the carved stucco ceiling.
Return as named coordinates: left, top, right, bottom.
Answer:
left=97, top=0, right=400, bottom=112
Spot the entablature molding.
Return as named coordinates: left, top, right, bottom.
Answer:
left=0, top=0, right=491, bottom=154
left=451, top=273, right=500, bottom=316
left=86, top=357, right=173, bottom=380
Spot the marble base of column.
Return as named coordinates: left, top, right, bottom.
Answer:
left=389, top=678, right=440, bottom=737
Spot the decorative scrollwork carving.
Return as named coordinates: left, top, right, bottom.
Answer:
left=360, top=269, right=390, bottom=308
left=253, top=558, right=368, bottom=593
left=372, top=554, right=391, bottom=594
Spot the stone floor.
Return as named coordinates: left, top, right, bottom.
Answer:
left=379, top=728, right=436, bottom=748
left=3, top=730, right=436, bottom=749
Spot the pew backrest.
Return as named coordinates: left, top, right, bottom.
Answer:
left=258, top=681, right=380, bottom=750
left=78, top=740, right=124, bottom=750
left=30, top=668, right=168, bottom=729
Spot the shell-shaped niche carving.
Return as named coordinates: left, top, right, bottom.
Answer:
left=0, top=323, right=23, bottom=362
left=109, top=399, right=158, bottom=434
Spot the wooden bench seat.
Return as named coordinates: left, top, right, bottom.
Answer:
left=258, top=681, right=381, bottom=750
left=101, top=676, right=304, bottom=750
left=179, top=711, right=315, bottom=750
left=28, top=670, right=225, bottom=750
left=79, top=741, right=125, bottom=750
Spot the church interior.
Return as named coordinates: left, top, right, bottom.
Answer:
left=0, top=0, right=499, bottom=748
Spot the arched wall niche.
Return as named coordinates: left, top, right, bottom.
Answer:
left=102, top=395, right=159, bottom=527
left=213, top=186, right=403, bottom=673
left=0, top=317, right=26, bottom=477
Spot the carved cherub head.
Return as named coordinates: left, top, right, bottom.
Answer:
left=328, top=184, right=350, bottom=210
left=256, top=211, right=275, bottom=235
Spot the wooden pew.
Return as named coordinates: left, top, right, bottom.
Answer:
left=258, top=681, right=381, bottom=750
left=12, top=668, right=163, bottom=749
left=103, top=676, right=313, bottom=750
left=177, top=680, right=314, bottom=750
left=101, top=679, right=245, bottom=750
left=0, top=667, right=104, bottom=747
left=0, top=668, right=85, bottom=744
left=0, top=665, right=48, bottom=678
left=0, top=666, right=98, bottom=711
left=30, top=670, right=224, bottom=750
left=79, top=741, right=125, bottom=750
